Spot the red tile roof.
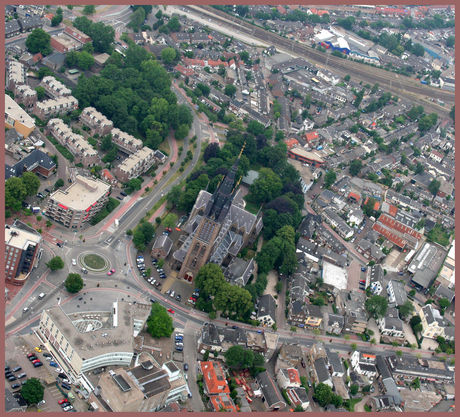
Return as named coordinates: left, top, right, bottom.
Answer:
left=200, top=361, right=230, bottom=394
left=284, top=138, right=299, bottom=149
left=101, top=169, right=114, bottom=180
left=378, top=213, right=422, bottom=241
left=386, top=203, right=398, bottom=218
left=209, top=394, right=237, bottom=412
left=349, top=192, right=360, bottom=201
left=287, top=368, right=301, bottom=384
left=305, top=132, right=318, bottom=142
left=372, top=223, right=407, bottom=249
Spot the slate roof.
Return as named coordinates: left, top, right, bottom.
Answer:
left=152, top=235, right=173, bottom=256
left=257, top=294, right=276, bottom=322
left=5, top=149, right=56, bottom=180
left=256, top=371, right=285, bottom=408
left=314, top=357, right=330, bottom=383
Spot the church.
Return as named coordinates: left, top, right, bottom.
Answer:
left=171, top=152, right=263, bottom=283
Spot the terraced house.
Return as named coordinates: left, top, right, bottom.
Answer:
left=46, top=119, right=99, bottom=167
left=39, top=76, right=72, bottom=99
left=111, top=128, right=144, bottom=155
left=113, top=147, right=157, bottom=183
left=79, top=107, right=113, bottom=136
left=32, top=96, right=79, bottom=120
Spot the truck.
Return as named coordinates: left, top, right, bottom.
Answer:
left=32, top=207, right=40, bottom=214
left=67, top=392, right=75, bottom=403
left=420, top=80, right=427, bottom=84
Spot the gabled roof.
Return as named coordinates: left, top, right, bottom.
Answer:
left=256, top=371, right=285, bottom=408
left=200, top=361, right=230, bottom=394
left=5, top=149, right=56, bottom=180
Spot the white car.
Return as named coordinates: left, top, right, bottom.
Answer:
left=72, top=259, right=76, bottom=266
left=170, top=291, right=175, bottom=298
left=38, top=400, right=46, bottom=405
left=63, top=405, right=74, bottom=412
left=55, top=368, right=62, bottom=373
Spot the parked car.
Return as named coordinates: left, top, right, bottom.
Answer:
left=175, top=346, right=183, bottom=351
left=43, top=353, right=52, bottom=358
left=59, top=399, right=69, bottom=405
left=61, top=383, right=71, bottom=390
left=184, top=364, right=188, bottom=371
left=32, top=359, right=41, bottom=364
left=28, top=356, right=38, bottom=361
left=22, top=307, right=30, bottom=314
left=8, top=376, right=17, bottom=381
left=116, top=196, right=124, bottom=201
left=34, top=362, right=43, bottom=368
left=58, top=373, right=67, bottom=379
left=12, top=366, right=22, bottom=372
left=11, top=383, right=21, bottom=389
left=17, top=373, right=26, bottom=379
left=49, top=362, right=59, bottom=367
left=120, top=191, right=127, bottom=197
left=176, top=294, right=181, bottom=301
left=34, top=347, right=42, bottom=353
left=72, top=259, right=76, bottom=266
left=170, top=291, right=175, bottom=298
left=63, top=405, right=74, bottom=411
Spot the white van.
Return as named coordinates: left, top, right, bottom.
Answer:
left=38, top=293, right=46, bottom=300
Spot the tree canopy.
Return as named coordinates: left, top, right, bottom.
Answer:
left=46, top=256, right=65, bottom=271
left=21, top=377, right=45, bottom=405
left=146, top=303, right=174, bottom=338
left=25, top=28, right=52, bottom=56
left=65, top=273, right=84, bottom=293
left=365, top=295, right=388, bottom=319
left=314, top=383, right=333, bottom=407
left=73, top=17, right=115, bottom=53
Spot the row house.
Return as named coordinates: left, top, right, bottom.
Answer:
left=5, top=19, right=21, bottom=38
left=46, top=119, right=99, bottom=167
left=113, top=147, right=156, bottom=183
left=7, top=60, right=26, bottom=91
left=79, top=107, right=113, bottom=137
left=39, top=76, right=72, bottom=99
left=356, top=239, right=385, bottom=263
left=14, top=84, right=37, bottom=107
left=18, top=15, right=42, bottom=32
left=287, top=300, right=322, bottom=329
left=321, top=208, right=354, bottom=239
left=432, top=195, right=454, bottom=214
left=111, top=128, right=143, bottom=155
left=32, top=96, right=78, bottom=120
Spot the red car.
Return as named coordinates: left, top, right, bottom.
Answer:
left=58, top=399, right=68, bottom=405
left=107, top=269, right=115, bottom=276
left=27, top=353, right=34, bottom=358
left=32, top=359, right=41, bottom=364
left=167, top=308, right=175, bottom=314
left=166, top=228, right=172, bottom=233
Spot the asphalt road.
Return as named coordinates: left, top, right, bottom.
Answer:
left=190, top=5, right=453, bottom=116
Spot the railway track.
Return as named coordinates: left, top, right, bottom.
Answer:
left=190, top=5, right=453, bottom=116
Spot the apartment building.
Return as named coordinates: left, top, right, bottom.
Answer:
left=7, top=60, right=26, bottom=91
left=39, top=76, right=72, bottom=99
left=113, top=147, right=156, bottom=183
left=79, top=107, right=113, bottom=136
left=5, top=94, right=35, bottom=138
left=46, top=119, right=99, bottom=167
left=5, top=220, right=42, bottom=285
left=45, top=175, right=110, bottom=229
left=351, top=351, right=378, bottom=381
left=32, top=96, right=78, bottom=120
left=38, top=301, right=150, bottom=380
left=14, top=84, right=37, bottom=107
left=111, top=128, right=143, bottom=154
left=419, top=304, right=447, bottom=340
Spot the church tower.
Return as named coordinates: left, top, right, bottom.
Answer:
left=178, top=148, right=244, bottom=281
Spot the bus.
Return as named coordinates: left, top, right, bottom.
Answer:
left=68, top=69, right=79, bottom=75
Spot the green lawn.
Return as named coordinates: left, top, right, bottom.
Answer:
left=243, top=194, right=262, bottom=215
left=82, top=254, right=106, bottom=269
left=427, top=225, right=451, bottom=247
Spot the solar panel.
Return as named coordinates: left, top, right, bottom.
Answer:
left=113, top=374, right=131, bottom=392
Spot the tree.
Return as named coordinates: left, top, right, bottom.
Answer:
left=242, top=349, right=254, bottom=368
left=324, top=171, right=337, bottom=189
left=155, top=9, right=163, bottom=19
left=128, top=6, right=145, bottom=30
left=350, top=384, right=359, bottom=396
left=344, top=74, right=351, bottom=82
left=167, top=16, right=181, bottom=32
left=77, top=51, right=95, bottom=70
left=396, top=350, right=403, bottom=356
left=100, top=134, right=113, bottom=151
left=399, top=300, right=415, bottom=317
left=225, top=84, right=237, bottom=97
left=21, top=377, right=45, bottom=405
left=46, top=220, right=52, bottom=228
left=344, top=334, right=350, bottom=341
left=46, top=256, right=65, bottom=271
left=54, top=178, right=65, bottom=189
left=35, top=86, right=46, bottom=100
left=129, top=178, right=142, bottom=191
left=391, top=340, right=400, bottom=347
left=350, top=342, right=358, bottom=351
left=293, top=405, right=304, bottom=412
left=253, top=353, right=266, bottom=367
left=195, top=263, right=226, bottom=296
left=25, top=28, right=52, bottom=56
left=51, top=13, right=63, bottom=27
left=65, top=273, right=84, bottom=293
left=224, top=345, right=245, bottom=367
left=21, top=172, right=41, bottom=196
left=445, top=35, right=455, bottom=48
left=438, top=298, right=450, bottom=309
left=349, top=160, right=363, bottom=176
left=365, top=295, right=388, bottom=319
left=312, top=296, right=325, bottom=307
left=83, top=5, right=96, bottom=15
left=146, top=303, right=174, bottom=338
left=163, top=213, right=178, bottom=229
left=161, top=47, right=177, bottom=64
left=449, top=105, right=455, bottom=122
left=250, top=168, right=283, bottom=204
left=370, top=338, right=377, bottom=346
left=428, top=179, right=441, bottom=196
left=314, top=383, right=333, bottom=407
left=331, top=394, right=343, bottom=407
left=371, top=82, right=380, bottom=94
left=166, top=185, right=182, bottom=207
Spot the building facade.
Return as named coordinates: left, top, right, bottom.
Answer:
left=113, top=147, right=157, bottom=183
left=79, top=107, right=113, bottom=136
left=5, top=94, right=35, bottom=138
left=45, top=175, right=110, bottom=229
left=32, top=96, right=79, bottom=120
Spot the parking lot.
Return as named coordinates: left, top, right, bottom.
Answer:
left=5, top=334, right=77, bottom=412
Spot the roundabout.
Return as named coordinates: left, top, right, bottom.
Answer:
left=80, top=253, right=109, bottom=273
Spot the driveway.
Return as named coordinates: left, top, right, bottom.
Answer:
left=347, top=259, right=363, bottom=292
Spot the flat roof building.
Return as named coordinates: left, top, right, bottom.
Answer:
left=79, top=107, right=113, bottom=137
left=40, top=76, right=72, bottom=99
left=45, top=175, right=110, bottom=229
left=7, top=60, right=26, bottom=91
left=288, top=147, right=325, bottom=168
left=47, top=119, right=99, bottom=167
left=5, top=220, right=42, bottom=285
left=5, top=94, right=35, bottom=138
left=14, top=84, right=37, bottom=107
left=321, top=261, right=348, bottom=291
left=38, top=301, right=151, bottom=380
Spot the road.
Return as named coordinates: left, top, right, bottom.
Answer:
left=189, top=5, right=453, bottom=117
